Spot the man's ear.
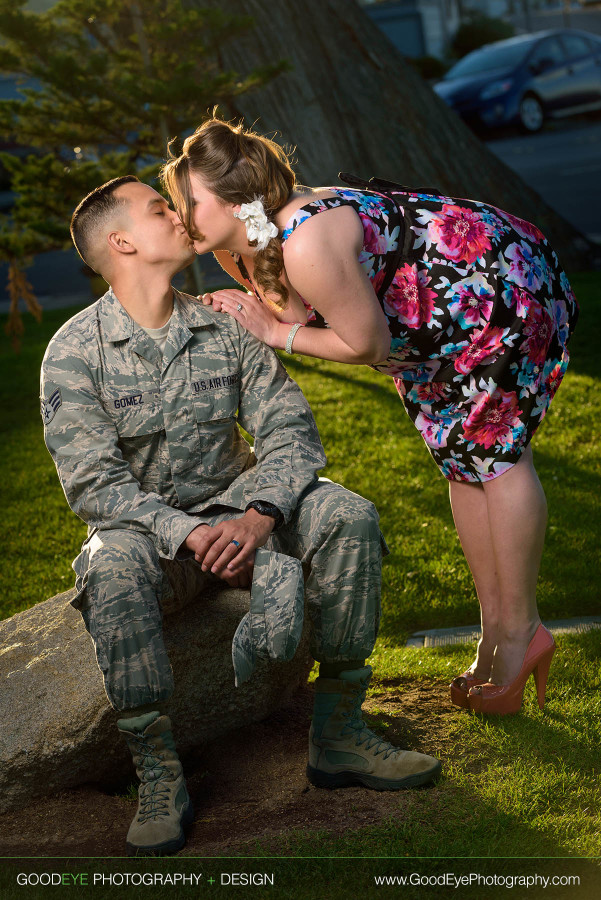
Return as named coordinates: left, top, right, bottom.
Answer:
left=107, top=230, right=136, bottom=255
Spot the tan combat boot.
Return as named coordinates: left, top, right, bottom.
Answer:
left=117, top=711, right=194, bottom=856
left=307, top=666, right=441, bottom=790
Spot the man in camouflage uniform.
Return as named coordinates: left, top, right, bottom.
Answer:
left=41, top=176, right=440, bottom=856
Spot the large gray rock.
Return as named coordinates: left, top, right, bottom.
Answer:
left=0, top=585, right=313, bottom=815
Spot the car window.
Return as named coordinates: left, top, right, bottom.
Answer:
left=444, top=42, right=533, bottom=79
left=561, top=34, right=593, bottom=60
left=528, top=37, right=566, bottom=70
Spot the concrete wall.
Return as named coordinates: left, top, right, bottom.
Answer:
left=363, top=0, right=460, bottom=58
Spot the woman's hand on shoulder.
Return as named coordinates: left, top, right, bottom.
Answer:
left=199, top=290, right=222, bottom=311
left=201, top=288, right=289, bottom=348
left=199, top=288, right=251, bottom=314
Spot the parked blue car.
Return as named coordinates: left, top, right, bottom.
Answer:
left=433, top=29, right=601, bottom=133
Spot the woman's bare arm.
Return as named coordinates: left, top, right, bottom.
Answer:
left=281, top=207, right=392, bottom=363
left=211, top=207, right=392, bottom=366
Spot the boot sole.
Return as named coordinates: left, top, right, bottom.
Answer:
left=126, top=801, right=195, bottom=857
left=306, top=761, right=441, bottom=791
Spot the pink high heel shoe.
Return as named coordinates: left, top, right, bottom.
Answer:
left=468, top=623, right=555, bottom=715
left=449, top=669, right=489, bottom=709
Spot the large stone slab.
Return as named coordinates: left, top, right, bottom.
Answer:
left=0, top=585, right=312, bottom=815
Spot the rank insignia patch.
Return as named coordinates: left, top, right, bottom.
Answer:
left=41, top=388, right=62, bottom=424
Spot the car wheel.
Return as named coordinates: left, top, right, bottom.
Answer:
left=518, top=94, right=544, bottom=133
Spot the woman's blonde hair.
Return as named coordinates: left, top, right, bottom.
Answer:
left=161, top=115, right=296, bottom=308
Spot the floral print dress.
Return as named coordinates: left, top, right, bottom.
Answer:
left=280, top=187, right=578, bottom=483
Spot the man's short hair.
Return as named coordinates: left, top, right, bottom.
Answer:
left=70, top=175, right=140, bottom=273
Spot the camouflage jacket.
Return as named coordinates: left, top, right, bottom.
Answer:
left=41, top=287, right=327, bottom=560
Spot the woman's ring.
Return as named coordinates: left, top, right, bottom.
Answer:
left=236, top=303, right=243, bottom=312
left=230, top=539, right=240, bottom=548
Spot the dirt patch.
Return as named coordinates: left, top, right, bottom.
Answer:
left=0, top=681, right=457, bottom=858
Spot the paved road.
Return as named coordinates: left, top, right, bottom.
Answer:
left=486, top=117, right=601, bottom=241
left=477, top=3, right=601, bottom=242
left=511, top=3, right=601, bottom=37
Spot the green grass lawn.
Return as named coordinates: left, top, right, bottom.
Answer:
left=1, top=272, right=600, bottom=869
left=2, top=272, right=599, bottom=628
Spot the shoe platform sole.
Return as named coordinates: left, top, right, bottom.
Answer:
left=126, top=802, right=195, bottom=857
left=306, top=762, right=441, bottom=791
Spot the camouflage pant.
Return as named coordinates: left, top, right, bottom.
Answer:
left=72, top=480, right=385, bottom=711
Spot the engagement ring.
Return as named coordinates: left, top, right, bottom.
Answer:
left=236, top=303, right=243, bottom=312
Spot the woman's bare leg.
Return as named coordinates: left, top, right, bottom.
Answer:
left=481, top=444, right=548, bottom=685
left=448, top=479, right=501, bottom=680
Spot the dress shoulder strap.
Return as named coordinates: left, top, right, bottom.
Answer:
left=335, top=174, right=415, bottom=302
left=229, top=251, right=253, bottom=286
left=338, top=171, right=443, bottom=197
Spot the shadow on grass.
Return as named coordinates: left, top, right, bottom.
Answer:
left=566, top=273, right=601, bottom=381
left=367, top=695, right=598, bottom=785
left=376, top=441, right=601, bottom=641
left=345, top=710, right=601, bottom=862
left=284, top=353, right=402, bottom=408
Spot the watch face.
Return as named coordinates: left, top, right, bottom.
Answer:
left=254, top=501, right=276, bottom=516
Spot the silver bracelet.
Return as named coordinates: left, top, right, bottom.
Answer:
left=285, top=322, right=303, bottom=354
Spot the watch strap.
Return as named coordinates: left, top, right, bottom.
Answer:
left=245, top=500, right=284, bottom=529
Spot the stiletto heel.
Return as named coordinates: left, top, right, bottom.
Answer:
left=468, top=624, right=555, bottom=715
left=533, top=645, right=555, bottom=709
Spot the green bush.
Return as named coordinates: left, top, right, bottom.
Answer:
left=451, top=14, right=515, bottom=59
left=407, top=55, right=449, bottom=81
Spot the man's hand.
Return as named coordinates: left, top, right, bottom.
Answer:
left=184, top=509, right=276, bottom=584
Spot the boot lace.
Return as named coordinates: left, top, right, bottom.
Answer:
left=132, top=736, right=172, bottom=823
left=341, top=682, right=400, bottom=761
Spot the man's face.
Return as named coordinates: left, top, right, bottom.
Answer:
left=114, top=181, right=195, bottom=271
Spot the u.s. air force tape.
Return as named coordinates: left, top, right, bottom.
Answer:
left=41, top=388, right=62, bottom=424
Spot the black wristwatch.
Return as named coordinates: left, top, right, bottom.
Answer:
left=245, top=500, right=284, bottom=530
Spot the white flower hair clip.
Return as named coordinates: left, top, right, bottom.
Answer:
left=233, top=197, right=279, bottom=251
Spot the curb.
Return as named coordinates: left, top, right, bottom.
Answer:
left=406, top=615, right=601, bottom=648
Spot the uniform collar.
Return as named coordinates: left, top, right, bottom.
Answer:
left=98, top=286, right=216, bottom=344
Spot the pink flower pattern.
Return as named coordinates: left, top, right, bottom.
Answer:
left=280, top=186, right=578, bottom=483
left=413, top=382, right=449, bottom=404
left=522, top=303, right=554, bottom=366
left=502, top=282, right=532, bottom=318
left=454, top=326, right=509, bottom=375
left=462, top=389, right=522, bottom=451
left=494, top=208, right=545, bottom=244
left=384, top=264, right=438, bottom=329
left=544, top=360, right=566, bottom=402
left=502, top=241, right=545, bottom=293
left=428, top=204, right=492, bottom=264
left=447, top=274, right=494, bottom=329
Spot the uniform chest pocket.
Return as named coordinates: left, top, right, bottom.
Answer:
left=192, top=386, right=240, bottom=469
left=101, top=388, right=164, bottom=438
left=193, top=388, right=238, bottom=425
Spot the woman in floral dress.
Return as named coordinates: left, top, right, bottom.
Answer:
left=162, top=117, right=578, bottom=714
